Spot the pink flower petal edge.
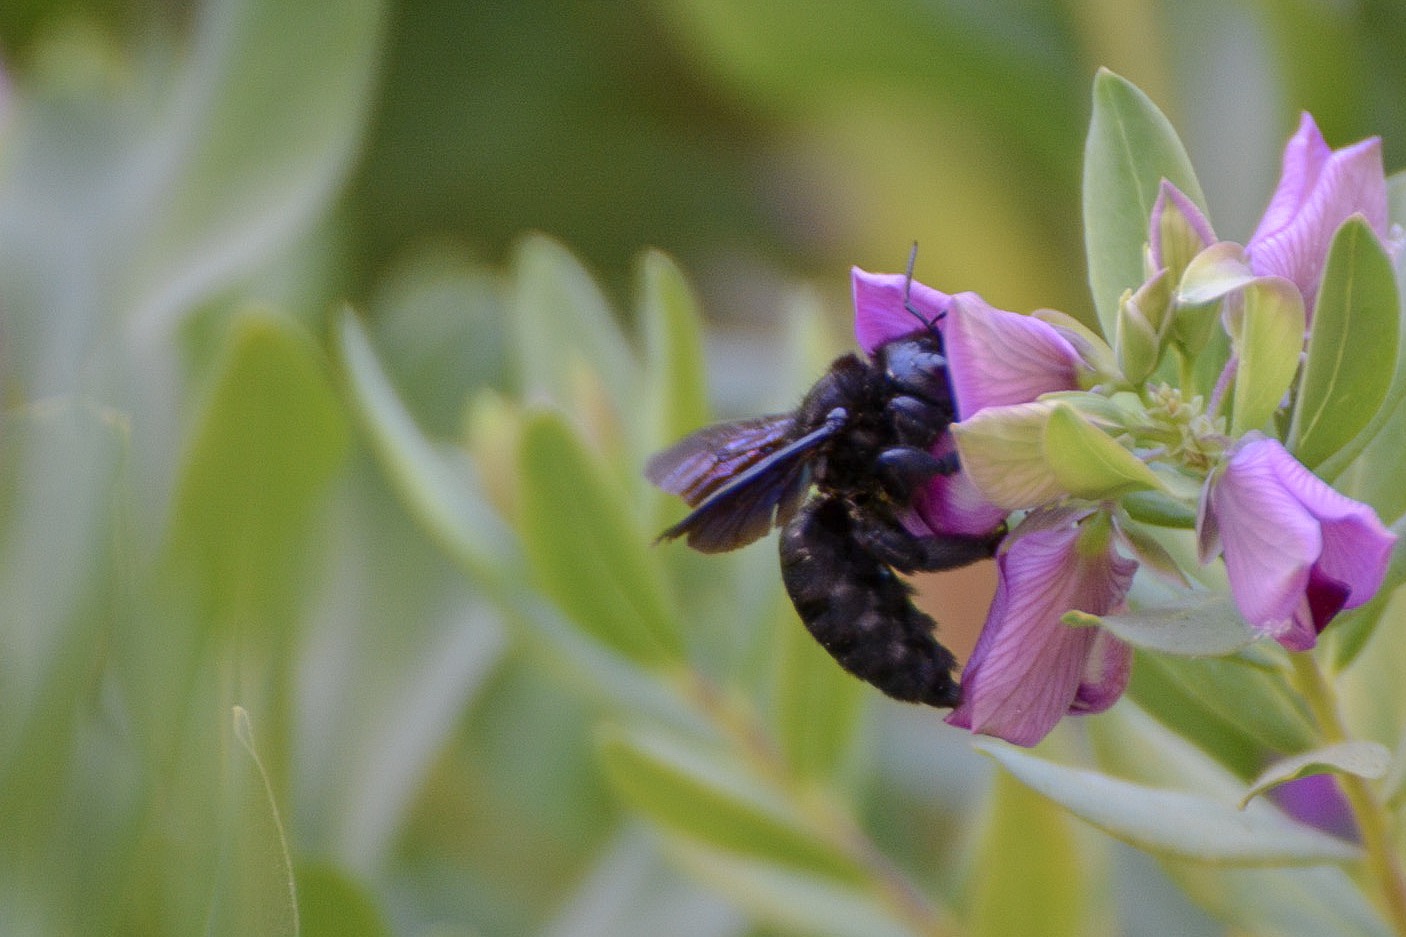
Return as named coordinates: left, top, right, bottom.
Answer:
left=946, top=517, right=1136, bottom=747
left=1204, top=435, right=1395, bottom=650
left=1246, top=114, right=1388, bottom=312
left=944, top=293, right=1081, bottom=419
left=851, top=267, right=953, bottom=355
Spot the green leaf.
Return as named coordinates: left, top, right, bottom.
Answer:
left=518, top=411, right=683, bottom=665
left=639, top=249, right=711, bottom=456
left=1146, top=653, right=1318, bottom=756
left=671, top=843, right=921, bottom=937
left=132, top=0, right=384, bottom=329
left=167, top=312, right=348, bottom=630
left=1228, top=277, right=1306, bottom=435
left=1288, top=217, right=1399, bottom=469
left=1044, top=402, right=1163, bottom=499
left=772, top=602, right=866, bottom=782
left=1089, top=706, right=1390, bottom=937
left=336, top=311, right=518, bottom=581
left=1065, top=593, right=1254, bottom=657
left=296, top=863, right=390, bottom=937
left=1083, top=69, right=1207, bottom=338
left=510, top=235, right=639, bottom=435
left=969, top=769, right=1088, bottom=937
left=1238, top=741, right=1391, bottom=809
left=209, top=707, right=299, bottom=937
left=975, top=740, right=1360, bottom=865
left=1125, top=652, right=1264, bottom=778
left=596, top=725, right=864, bottom=882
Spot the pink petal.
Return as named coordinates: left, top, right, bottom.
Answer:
left=1249, top=114, right=1334, bottom=246
left=1071, top=627, right=1132, bottom=714
left=946, top=519, right=1136, bottom=747
left=912, top=435, right=1006, bottom=536
left=851, top=267, right=953, bottom=355
left=1247, top=115, right=1387, bottom=312
left=944, top=293, right=1081, bottom=419
left=1262, top=442, right=1396, bottom=609
left=1209, top=437, right=1322, bottom=629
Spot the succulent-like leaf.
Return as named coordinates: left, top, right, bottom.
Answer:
left=1084, top=69, right=1207, bottom=338
left=976, top=740, right=1360, bottom=865
left=1289, top=216, right=1399, bottom=469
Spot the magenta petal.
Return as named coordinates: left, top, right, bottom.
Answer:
left=1207, top=435, right=1396, bottom=649
left=944, top=293, right=1081, bottom=419
left=946, top=520, right=1136, bottom=747
left=1261, top=441, right=1396, bottom=609
left=1209, top=438, right=1322, bottom=628
left=851, top=267, right=953, bottom=355
left=1070, top=628, right=1132, bottom=714
left=1247, top=114, right=1388, bottom=311
left=912, top=435, right=1006, bottom=536
left=1250, top=114, right=1334, bottom=246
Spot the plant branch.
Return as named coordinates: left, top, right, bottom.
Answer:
left=1291, top=652, right=1406, bottom=936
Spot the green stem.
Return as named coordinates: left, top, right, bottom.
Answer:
left=1291, top=653, right=1406, bottom=936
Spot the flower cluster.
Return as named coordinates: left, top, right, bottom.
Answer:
left=852, top=114, right=1398, bottom=747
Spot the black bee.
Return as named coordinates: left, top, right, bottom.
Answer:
left=645, top=264, right=1002, bottom=707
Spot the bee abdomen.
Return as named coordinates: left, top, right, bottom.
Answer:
left=780, top=497, right=961, bottom=708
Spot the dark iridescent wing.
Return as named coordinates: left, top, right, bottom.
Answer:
left=651, top=418, right=840, bottom=553
left=645, top=414, right=797, bottom=506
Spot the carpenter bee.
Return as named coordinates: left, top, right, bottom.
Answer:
left=645, top=259, right=1002, bottom=707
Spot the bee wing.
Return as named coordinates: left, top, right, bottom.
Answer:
left=654, top=419, right=837, bottom=553
left=645, top=414, right=797, bottom=506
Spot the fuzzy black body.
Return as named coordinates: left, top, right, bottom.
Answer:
left=646, top=329, right=1001, bottom=708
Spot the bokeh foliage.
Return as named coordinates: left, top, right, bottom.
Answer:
left=4, top=1, right=1406, bottom=936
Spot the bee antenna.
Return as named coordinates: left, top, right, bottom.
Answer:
left=901, top=242, right=943, bottom=334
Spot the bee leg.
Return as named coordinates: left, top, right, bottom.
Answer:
left=780, top=498, right=961, bottom=708
left=885, top=395, right=955, bottom=448
left=874, top=445, right=956, bottom=500
left=850, top=508, right=1003, bottom=574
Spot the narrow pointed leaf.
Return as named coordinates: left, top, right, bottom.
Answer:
left=1144, top=654, right=1317, bottom=756
left=337, top=311, right=518, bottom=581
left=167, top=313, right=348, bottom=632
left=1084, top=69, right=1207, bottom=338
left=597, top=726, right=863, bottom=882
left=976, top=740, right=1361, bottom=864
left=672, top=843, right=921, bottom=937
left=1239, top=741, right=1391, bottom=809
left=1064, top=594, right=1254, bottom=656
left=1289, top=216, right=1399, bottom=468
left=511, top=235, right=639, bottom=432
left=970, top=770, right=1087, bottom=937
left=519, top=412, right=683, bottom=665
left=640, top=249, right=711, bottom=454
left=773, top=603, right=866, bottom=782
left=1230, top=277, right=1305, bottom=435
left=1089, top=708, right=1390, bottom=937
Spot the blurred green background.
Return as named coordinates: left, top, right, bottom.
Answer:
left=1, top=1, right=1404, bottom=935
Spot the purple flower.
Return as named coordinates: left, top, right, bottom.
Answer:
left=946, top=511, right=1136, bottom=747
left=1268, top=773, right=1359, bottom=842
left=1246, top=114, right=1388, bottom=316
left=1198, top=434, right=1395, bottom=650
left=942, top=293, right=1083, bottom=417
left=851, top=267, right=954, bottom=354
